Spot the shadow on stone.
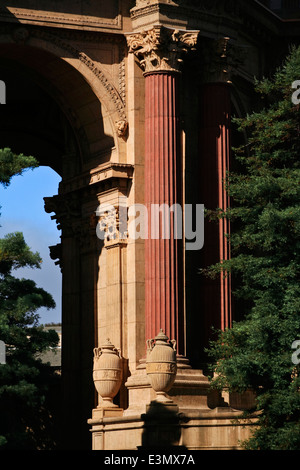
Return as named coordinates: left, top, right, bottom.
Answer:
left=139, top=401, right=188, bottom=450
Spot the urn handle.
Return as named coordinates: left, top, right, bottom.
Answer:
left=146, top=338, right=155, bottom=352
left=170, top=339, right=177, bottom=351
left=93, top=347, right=102, bottom=358
left=113, top=347, right=122, bottom=359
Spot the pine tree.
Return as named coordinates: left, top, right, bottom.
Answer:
left=0, top=147, right=38, bottom=187
left=206, top=46, right=300, bottom=450
left=0, top=148, right=59, bottom=449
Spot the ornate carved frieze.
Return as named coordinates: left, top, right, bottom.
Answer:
left=126, top=24, right=199, bottom=74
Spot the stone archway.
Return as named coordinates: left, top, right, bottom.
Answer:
left=0, top=33, right=130, bottom=449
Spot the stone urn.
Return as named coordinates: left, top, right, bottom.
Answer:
left=146, top=329, right=177, bottom=403
left=93, top=339, right=122, bottom=408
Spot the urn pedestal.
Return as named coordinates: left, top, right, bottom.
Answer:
left=146, top=330, right=177, bottom=403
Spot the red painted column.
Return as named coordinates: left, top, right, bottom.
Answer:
left=144, top=71, right=184, bottom=356
left=199, top=82, right=232, bottom=341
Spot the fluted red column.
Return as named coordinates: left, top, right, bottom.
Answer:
left=127, top=25, right=198, bottom=359
left=199, top=82, right=232, bottom=340
left=144, top=71, right=184, bottom=355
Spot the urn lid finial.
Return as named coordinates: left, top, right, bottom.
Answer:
left=155, top=329, right=169, bottom=343
left=100, top=338, right=114, bottom=350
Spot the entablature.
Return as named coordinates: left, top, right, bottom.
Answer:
left=58, top=162, right=134, bottom=196
left=0, top=1, right=132, bottom=33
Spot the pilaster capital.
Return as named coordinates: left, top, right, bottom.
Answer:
left=44, top=193, right=80, bottom=238
left=96, top=201, right=128, bottom=249
left=44, top=193, right=98, bottom=252
left=126, top=24, right=199, bottom=74
left=49, top=243, right=62, bottom=272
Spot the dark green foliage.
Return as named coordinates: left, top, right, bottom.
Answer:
left=0, top=150, right=59, bottom=449
left=206, top=47, right=300, bottom=450
left=0, top=147, right=38, bottom=187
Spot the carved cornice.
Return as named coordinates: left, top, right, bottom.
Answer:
left=134, top=0, right=183, bottom=6
left=0, top=4, right=122, bottom=31
left=126, top=25, right=199, bottom=74
left=59, top=162, right=134, bottom=195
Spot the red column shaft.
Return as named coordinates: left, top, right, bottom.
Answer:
left=199, top=82, right=232, bottom=337
left=144, top=71, right=184, bottom=355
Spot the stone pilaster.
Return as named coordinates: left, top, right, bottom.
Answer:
left=96, top=198, right=128, bottom=353
left=95, top=192, right=129, bottom=410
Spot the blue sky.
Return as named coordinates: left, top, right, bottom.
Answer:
left=0, top=166, right=62, bottom=325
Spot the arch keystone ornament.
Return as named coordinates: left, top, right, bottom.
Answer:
left=93, top=339, right=123, bottom=410
left=146, top=330, right=177, bottom=403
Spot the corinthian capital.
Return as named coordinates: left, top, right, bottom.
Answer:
left=126, top=25, right=199, bottom=74
left=201, top=37, right=246, bottom=84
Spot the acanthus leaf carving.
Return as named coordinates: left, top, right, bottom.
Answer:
left=96, top=202, right=128, bottom=248
left=200, top=36, right=246, bottom=84
left=126, top=25, right=199, bottom=74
